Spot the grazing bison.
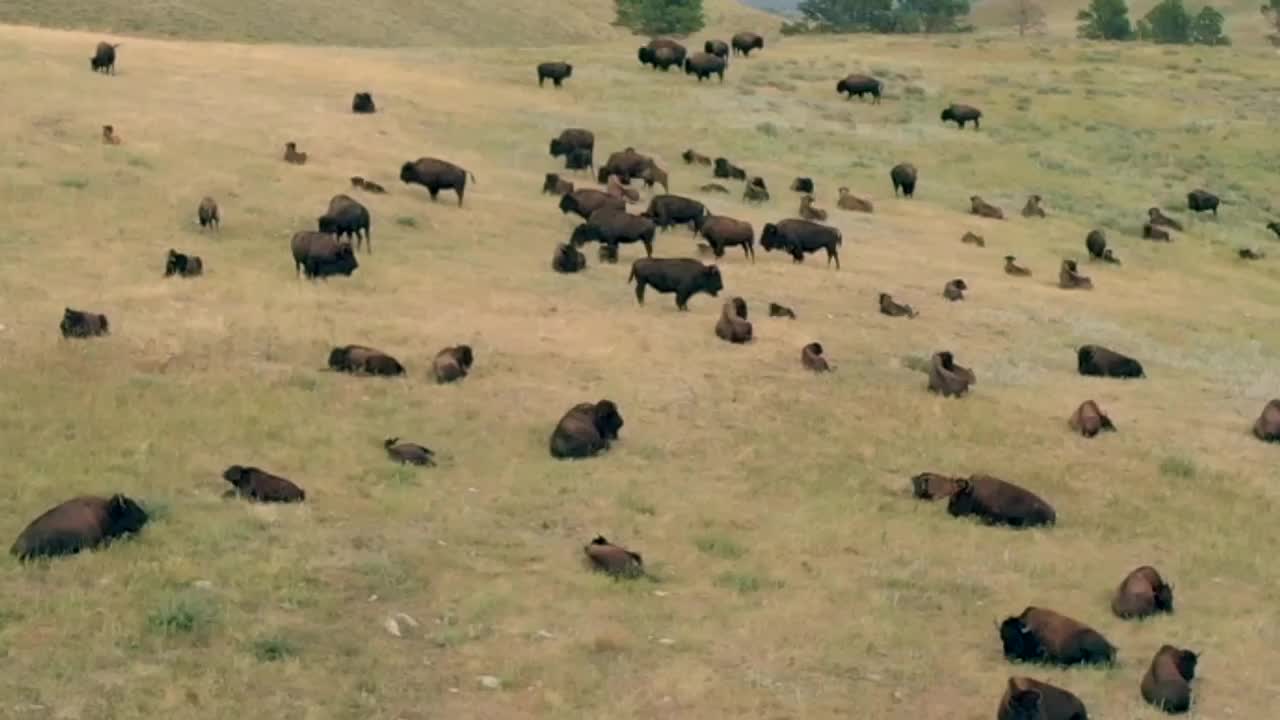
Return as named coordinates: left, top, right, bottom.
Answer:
left=836, top=188, right=873, bottom=213
left=1113, top=566, right=1173, bottom=619
left=537, top=61, right=573, bottom=87
left=731, top=32, right=764, bottom=56
left=1004, top=256, right=1031, bottom=277
left=1059, top=259, right=1092, bottom=289
left=704, top=39, right=730, bottom=58
left=928, top=351, right=974, bottom=397
left=971, top=196, right=1004, bottom=219
left=890, top=163, right=917, bottom=198
left=1186, top=189, right=1219, bottom=216
left=961, top=231, right=986, bottom=247
left=941, top=103, right=982, bottom=129
left=682, top=148, right=712, bottom=165
left=800, top=194, right=828, bottom=220
left=1069, top=400, right=1115, bottom=438
left=571, top=207, right=657, bottom=257
left=1078, top=345, right=1144, bottom=379
left=543, top=173, right=574, bottom=196
left=164, top=249, right=203, bottom=278
left=1022, top=194, right=1046, bottom=218
left=643, top=194, right=706, bottom=231
left=713, top=157, right=747, bottom=180
left=351, top=92, right=376, bottom=113
left=291, top=231, right=358, bottom=279
left=997, top=677, right=1089, bottom=720
left=1239, top=247, right=1265, bottom=260
left=60, top=308, right=109, bottom=338
left=1000, top=607, right=1114, bottom=666
left=950, top=476, right=1055, bottom=528
left=560, top=188, right=625, bottom=220
left=327, top=345, right=404, bottom=376
left=198, top=196, right=220, bottom=229
left=791, top=177, right=814, bottom=194
left=550, top=128, right=594, bottom=160
left=385, top=438, right=435, bottom=466
left=1142, top=645, right=1198, bottom=714
left=91, top=41, right=119, bottom=74
left=629, top=258, right=723, bottom=310
left=223, top=466, right=305, bottom=503
left=769, top=302, right=795, bottom=319
left=1148, top=207, right=1183, bottom=231
left=318, top=194, right=372, bottom=251
left=102, top=125, right=121, bottom=145
left=700, top=183, right=730, bottom=194
left=879, top=293, right=917, bottom=318
left=1086, top=230, right=1120, bottom=264
left=10, top=494, right=147, bottom=561
left=550, top=400, right=624, bottom=459
left=760, top=219, right=842, bottom=268
left=432, top=345, right=474, bottom=384
left=606, top=174, right=641, bottom=202
left=943, top=278, right=967, bottom=301
left=1143, top=223, right=1171, bottom=241
left=552, top=243, right=586, bottom=273
left=715, top=297, right=753, bottom=344
left=283, top=141, right=307, bottom=165
left=584, top=535, right=644, bottom=577
left=836, top=74, right=882, bottom=103
left=801, top=342, right=831, bottom=372
left=684, top=52, right=727, bottom=82
left=743, top=177, right=769, bottom=204
left=1252, top=398, right=1280, bottom=441
left=696, top=215, right=755, bottom=261
left=400, top=158, right=475, bottom=207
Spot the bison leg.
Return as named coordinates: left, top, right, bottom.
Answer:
left=973, top=119, right=980, bottom=130
left=428, top=188, right=440, bottom=202
left=742, top=242, right=753, bottom=262
left=554, top=78, right=563, bottom=88
left=634, top=280, right=646, bottom=305
left=675, top=291, right=690, bottom=311
left=641, top=240, right=652, bottom=257
left=828, top=246, right=840, bottom=269
left=456, top=188, right=464, bottom=207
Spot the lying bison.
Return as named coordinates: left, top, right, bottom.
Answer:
left=1069, top=400, right=1115, bottom=438
left=1022, top=194, right=1046, bottom=218
left=433, top=345, right=474, bottom=384
left=971, top=196, right=1004, bottom=219
left=283, top=141, right=307, bottom=165
left=1143, top=223, right=1171, bottom=242
left=560, top=188, right=625, bottom=220
left=318, top=194, right=372, bottom=251
left=291, top=231, right=358, bottom=279
left=400, top=157, right=476, bottom=207
left=801, top=342, right=831, bottom=372
left=800, top=195, right=828, bottom=220
left=1077, top=344, right=1144, bottom=379
left=836, top=188, right=872, bottom=214
left=942, top=103, right=982, bottom=129
left=943, top=278, right=967, bottom=301
left=696, top=215, right=755, bottom=261
left=1186, top=189, right=1219, bottom=216
left=1148, top=207, right=1183, bottom=231
left=552, top=243, right=586, bottom=273
left=1059, top=259, right=1092, bottom=289
left=629, top=258, right=723, bottom=310
left=928, top=351, right=974, bottom=397
left=715, top=297, right=753, bottom=344
left=1113, top=566, right=1174, bottom=620
left=91, top=41, right=119, bottom=74
left=584, top=535, right=644, bottom=577
left=1004, top=256, right=1031, bottom=277
left=571, top=207, right=657, bottom=257
left=684, top=52, right=727, bottom=82
left=836, top=74, right=882, bottom=103
left=714, top=157, right=747, bottom=180
left=537, top=61, right=573, bottom=87
left=10, top=494, right=147, bottom=561
left=879, top=293, right=917, bottom=318
left=643, top=194, right=706, bottom=231
left=223, top=466, right=305, bottom=503
left=1253, top=398, right=1280, bottom=442
left=197, top=196, right=220, bottom=230
left=328, top=345, right=404, bottom=376
left=890, top=163, right=917, bottom=198
left=760, top=219, right=842, bottom=269
left=60, top=308, right=109, bottom=338
left=1141, top=645, right=1198, bottom=714
left=731, top=32, right=764, bottom=56
left=950, top=475, right=1055, bottom=528
left=352, top=92, right=376, bottom=113
left=997, top=677, right=1089, bottom=720
left=769, top=302, right=796, bottom=319
left=164, top=249, right=203, bottom=278
left=550, top=400, right=624, bottom=459
left=683, top=148, right=712, bottom=165
left=1000, top=607, right=1115, bottom=666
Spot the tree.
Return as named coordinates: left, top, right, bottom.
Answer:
left=1012, top=0, right=1047, bottom=36
left=1077, top=0, right=1136, bottom=40
left=1138, top=0, right=1191, bottom=43
left=614, top=0, right=705, bottom=35
left=1190, top=6, right=1230, bottom=44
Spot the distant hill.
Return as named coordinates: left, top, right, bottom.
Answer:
left=742, top=0, right=801, bottom=13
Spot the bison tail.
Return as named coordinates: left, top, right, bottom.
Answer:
left=468, top=171, right=478, bottom=184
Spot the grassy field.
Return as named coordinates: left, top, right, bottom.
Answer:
left=1, top=8, right=1279, bottom=720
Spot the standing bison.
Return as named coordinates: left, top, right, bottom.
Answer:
left=60, top=308, right=109, bottom=338
left=597, top=147, right=654, bottom=185
left=537, top=62, right=573, bottom=87
left=643, top=195, right=707, bottom=231
left=890, top=163, right=917, bottom=198
left=941, top=103, right=982, bottom=129
left=684, top=52, right=727, bottom=82
left=317, top=194, right=372, bottom=251
left=352, top=92, right=376, bottom=113
left=10, top=494, right=148, bottom=561
left=628, top=258, right=723, bottom=310
left=549, top=128, right=594, bottom=169
left=400, top=158, right=476, bottom=207
left=197, top=196, right=220, bottom=230
left=695, top=215, right=755, bottom=261
left=570, top=207, right=657, bottom=258
left=638, top=39, right=687, bottom=70
left=836, top=74, right=882, bottom=103
left=731, top=32, right=764, bottom=56
left=291, top=231, right=358, bottom=279
left=559, top=188, right=625, bottom=220
left=91, top=41, right=119, bottom=74
left=760, top=219, right=842, bottom=269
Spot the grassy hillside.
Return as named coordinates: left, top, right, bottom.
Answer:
left=2, top=19, right=1279, bottom=720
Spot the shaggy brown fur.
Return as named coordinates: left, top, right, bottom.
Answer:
left=801, top=342, right=831, bottom=372
left=1141, top=645, right=1198, bottom=714
left=910, top=472, right=963, bottom=499
left=696, top=215, right=755, bottom=261
left=197, top=196, right=219, bottom=229
left=961, top=231, right=986, bottom=247
left=60, top=308, right=109, bottom=338
left=1004, top=256, right=1031, bottom=276
left=1254, top=398, right=1280, bottom=441
left=1143, top=223, right=1171, bottom=241
left=879, top=293, right=917, bottom=318
left=1112, top=565, right=1173, bottom=619
left=550, top=400, right=624, bottom=459
left=1238, top=248, right=1265, bottom=260
left=1021, top=194, right=1046, bottom=218
left=682, top=149, right=712, bottom=165
left=101, top=125, right=121, bottom=145
left=222, top=465, right=305, bottom=502
left=999, top=607, right=1115, bottom=665
left=971, top=196, right=1004, bottom=219
left=327, top=345, right=403, bottom=376
left=951, top=476, right=1056, bottom=528
left=1059, top=260, right=1093, bottom=289
left=10, top=495, right=148, bottom=561
left=384, top=438, right=436, bottom=466
left=432, top=345, right=474, bottom=384
left=1069, top=400, right=1115, bottom=438
left=799, top=194, right=828, bottom=221
left=1148, top=207, right=1183, bottom=231
left=583, top=535, right=644, bottom=577
left=715, top=298, right=753, bottom=344
left=997, top=677, right=1089, bottom=720
left=943, top=278, right=967, bottom=301
left=836, top=187, right=874, bottom=213
left=283, top=141, right=307, bottom=165
left=928, top=351, right=975, bottom=397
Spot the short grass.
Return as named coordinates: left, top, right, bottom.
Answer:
left=1, top=17, right=1279, bottom=720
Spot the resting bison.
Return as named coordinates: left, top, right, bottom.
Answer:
left=971, top=196, right=1004, bottom=219
left=1059, top=259, right=1092, bottom=289
left=60, top=308, right=109, bottom=338
left=836, top=74, right=882, bottom=103
left=1143, top=223, right=1171, bottom=241
left=318, top=194, right=372, bottom=251
left=1186, top=189, right=1219, bottom=216
left=879, top=293, right=917, bottom=318
left=943, top=278, right=967, bottom=301
left=91, top=41, right=119, bottom=74
left=432, top=345, right=474, bottom=384
left=10, top=494, right=147, bottom=561
left=197, top=196, right=220, bottom=230
left=928, top=351, right=974, bottom=397
left=400, top=157, right=476, bottom=207
left=352, top=92, right=376, bottom=113
left=769, top=302, right=795, bottom=319
left=165, top=249, right=203, bottom=278
left=549, top=128, right=594, bottom=160
left=1000, top=607, right=1114, bottom=666
left=696, top=215, right=755, bottom=261
left=743, top=177, right=769, bottom=204
left=941, top=103, right=982, bottom=129
left=1086, top=229, right=1120, bottom=264
left=760, top=219, right=842, bottom=268
left=385, top=438, right=435, bottom=466
left=1252, top=399, right=1280, bottom=441
left=543, top=173, right=573, bottom=196
left=552, top=243, right=586, bottom=273
left=683, top=149, right=712, bottom=165
left=836, top=188, right=872, bottom=213
left=704, top=39, right=729, bottom=58
left=560, top=189, right=625, bottom=220
left=715, top=298, right=753, bottom=344
left=291, top=231, right=358, bottom=279
left=328, top=345, right=404, bottom=376
left=1004, top=256, right=1031, bottom=277
left=890, top=163, right=917, bottom=197
left=997, top=677, right=1089, bottom=720
left=791, top=177, right=814, bottom=194
left=1022, top=194, right=1046, bottom=218
left=223, top=466, right=305, bottom=503
left=714, top=157, right=747, bottom=181
left=571, top=207, right=657, bottom=257
left=629, top=258, right=723, bottom=310
left=283, top=141, right=307, bottom=165
left=685, top=52, right=727, bottom=82
left=1113, top=566, right=1173, bottom=619
left=637, top=39, right=686, bottom=70
left=801, top=342, right=831, bottom=372
left=102, top=125, right=121, bottom=145
left=643, top=194, right=706, bottom=231
left=731, top=32, right=764, bottom=56
left=961, top=231, right=986, bottom=247
left=950, top=475, right=1054, bottom=528
left=550, top=400, right=624, bottom=459
left=537, top=61, right=573, bottom=87
left=1142, top=645, right=1198, bottom=714
left=800, top=194, right=828, bottom=220
left=1069, top=400, right=1115, bottom=438
left=1078, top=345, right=1144, bottom=379
left=1148, top=207, right=1183, bottom=231
left=584, top=535, right=644, bottom=577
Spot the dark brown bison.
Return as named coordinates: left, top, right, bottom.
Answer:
left=1022, top=194, right=1046, bottom=218
left=584, top=535, right=644, bottom=577
left=552, top=243, right=586, bottom=273
left=385, top=438, right=435, bottom=466
left=890, top=163, right=917, bottom=198
left=352, top=92, right=376, bottom=113
left=696, top=215, right=755, bottom=261
left=565, top=148, right=593, bottom=171
left=685, top=52, right=727, bottom=82
left=1078, top=345, right=1144, bottom=379
left=1148, top=207, right=1183, bottom=231
left=10, top=495, right=147, bottom=561
left=1142, top=645, right=1198, bottom=714
left=801, top=342, right=831, bottom=372
left=971, top=196, right=1004, bottom=219
left=283, top=141, right=307, bottom=164
left=713, top=157, right=747, bottom=181
left=1143, top=223, right=1171, bottom=241
left=951, top=476, right=1055, bottom=528
left=571, top=207, right=657, bottom=257
left=432, top=345, right=474, bottom=384
left=1069, top=400, right=1115, bottom=438
left=400, top=157, right=475, bottom=207
left=879, top=293, right=917, bottom=318
left=537, top=61, right=573, bottom=87
left=60, top=308, right=109, bottom=338
left=836, top=74, right=882, bottom=102
left=291, top=231, right=358, bottom=279
left=549, top=128, right=594, bottom=161
left=943, top=278, right=967, bottom=301
left=327, top=345, right=404, bottom=376
left=715, top=297, right=753, bottom=344
left=790, top=177, right=814, bottom=194
left=997, top=677, right=1089, bottom=720
left=1239, top=247, right=1265, bottom=260
left=642, top=194, right=706, bottom=231
left=1000, top=607, right=1114, bottom=666
left=91, top=41, right=119, bottom=74
left=836, top=188, right=872, bottom=213
left=318, top=194, right=372, bottom=251
left=800, top=194, right=828, bottom=221
left=769, top=302, right=795, bottom=319
left=637, top=38, right=687, bottom=70
left=682, top=149, right=712, bottom=165
left=543, top=173, right=574, bottom=196
left=1004, top=256, right=1031, bottom=277
left=1186, top=189, right=1219, bottom=216
left=223, top=466, right=305, bottom=503
left=731, top=32, right=764, bottom=56
left=198, top=196, right=219, bottom=230
left=942, top=103, right=982, bottom=129
left=1254, top=399, right=1280, bottom=441
left=962, top=231, right=986, bottom=247
left=1059, top=260, right=1092, bottom=289
left=1086, top=229, right=1120, bottom=264
left=597, top=147, right=653, bottom=185
left=760, top=219, right=842, bottom=268
left=704, top=39, right=730, bottom=58
left=1112, top=566, right=1173, bottom=619
left=629, top=258, right=723, bottom=310
left=743, top=177, right=769, bottom=204
left=165, top=249, right=203, bottom=278
left=559, top=188, right=625, bottom=220
left=550, top=400, right=624, bottom=459
left=928, top=351, right=974, bottom=397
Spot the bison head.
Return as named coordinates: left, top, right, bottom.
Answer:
left=1005, top=686, right=1043, bottom=720
left=222, top=465, right=251, bottom=490
left=998, top=615, right=1042, bottom=662
left=1154, top=582, right=1175, bottom=613
left=106, top=494, right=149, bottom=536
left=1172, top=648, right=1199, bottom=680
left=327, top=347, right=351, bottom=371
left=165, top=250, right=184, bottom=276
left=593, top=400, right=624, bottom=440
left=569, top=223, right=599, bottom=247
left=399, top=162, right=417, bottom=183
left=637, top=47, right=652, bottom=64
left=454, top=345, right=474, bottom=370
left=549, top=138, right=565, bottom=157
left=836, top=79, right=847, bottom=93
left=941, top=108, right=954, bottom=122
left=911, top=472, right=959, bottom=500
left=332, top=246, right=358, bottom=275
left=702, top=266, right=724, bottom=296
left=730, top=297, right=748, bottom=320
left=317, top=215, right=338, bottom=234
left=557, top=194, right=578, bottom=215
left=759, top=223, right=780, bottom=250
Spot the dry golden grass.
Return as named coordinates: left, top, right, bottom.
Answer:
left=0, top=17, right=1278, bottom=720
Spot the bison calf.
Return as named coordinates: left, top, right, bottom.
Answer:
left=164, top=249, right=204, bottom=278
left=60, top=307, right=109, bottom=338
left=283, top=141, right=307, bottom=165
left=628, top=258, right=723, bottom=310
left=1059, top=259, right=1092, bottom=289
left=943, top=278, right=967, bottom=301
left=961, top=231, right=986, bottom=247
left=1143, top=223, right=1171, bottom=242
left=1077, top=344, right=1144, bottom=379
left=432, top=345, right=474, bottom=384
left=999, top=607, right=1115, bottom=666
left=550, top=400, right=624, bottom=459
left=1141, top=645, right=1198, bottom=714
left=223, top=465, right=305, bottom=503
left=328, top=345, right=404, bottom=376
left=552, top=243, right=586, bottom=273
left=10, top=494, right=147, bottom=561
left=971, top=195, right=1004, bottom=219
left=1112, top=565, right=1173, bottom=619
left=1021, top=194, right=1046, bottom=218
left=799, top=194, right=828, bottom=221
left=682, top=149, right=712, bottom=165
left=769, top=302, right=795, bottom=319
left=101, top=125, right=121, bottom=145
left=584, top=535, right=644, bottom=577
left=543, top=173, right=574, bottom=196
left=1004, top=256, right=1031, bottom=277
left=715, top=297, right=753, bottom=344
left=1069, top=400, right=1115, bottom=438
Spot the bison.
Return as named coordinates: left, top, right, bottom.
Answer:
left=1186, top=189, right=1219, bottom=216
left=997, top=677, right=1089, bottom=720
left=941, top=103, right=982, bottom=129
left=890, top=163, right=917, bottom=198
left=1004, top=256, right=1031, bottom=277
left=537, top=61, right=573, bottom=87
left=999, top=607, right=1114, bottom=666
left=400, top=157, right=476, bottom=207
left=799, top=195, right=827, bottom=221
left=1141, top=645, right=1198, bottom=714
left=801, top=342, right=831, bottom=372
left=836, top=74, right=882, bottom=103
left=769, top=302, right=796, bottom=319
left=1148, top=207, right=1183, bottom=231
left=606, top=174, right=641, bottom=203
left=961, top=231, right=986, bottom=247
left=1254, top=398, right=1280, bottom=442
left=640, top=162, right=670, bottom=192
left=1086, top=229, right=1120, bottom=264
left=571, top=207, right=657, bottom=258
left=1059, top=259, right=1092, bottom=289
left=1112, top=566, right=1173, bottom=619
left=327, top=345, right=404, bottom=376
left=791, top=177, right=814, bottom=194
left=584, top=535, right=644, bottom=577
left=351, top=177, right=386, bottom=193
left=223, top=466, right=305, bottom=503
left=10, top=494, right=147, bottom=561
left=682, top=149, right=712, bottom=165
left=950, top=475, right=1055, bottom=528
left=1143, top=223, right=1171, bottom=241
left=1069, top=400, right=1115, bottom=438
left=836, top=188, right=873, bottom=213
left=543, top=173, right=574, bottom=196
left=384, top=438, right=435, bottom=467
left=928, top=351, right=975, bottom=397
left=879, top=293, right=917, bottom=318
left=628, top=258, right=723, bottom=310
left=731, top=32, right=764, bottom=56
left=684, top=52, right=727, bottom=82
left=283, top=141, right=307, bottom=164
left=743, top=177, right=769, bottom=204
left=715, top=297, right=753, bottom=344
left=696, top=215, right=755, bottom=261
left=351, top=92, right=376, bottom=113
left=1078, top=345, right=1144, bottom=379
left=291, top=231, right=358, bottom=279
left=91, top=41, right=119, bottom=74
left=971, top=196, right=1004, bottom=219
left=549, top=128, right=594, bottom=160
left=432, top=345, right=474, bottom=384
left=318, top=194, right=372, bottom=251
left=164, top=249, right=203, bottom=278
left=598, top=147, right=653, bottom=185
left=550, top=400, right=624, bottom=459
left=713, top=157, right=747, bottom=181
left=910, top=472, right=963, bottom=500
left=638, top=39, right=686, bottom=70
left=943, top=278, right=967, bottom=301
left=101, top=125, right=121, bottom=145
left=642, top=194, right=706, bottom=231
left=704, top=40, right=729, bottom=58
left=1239, top=247, right=1265, bottom=260
left=60, top=307, right=109, bottom=338
left=1022, top=194, right=1046, bottom=218
left=197, top=196, right=220, bottom=230
left=760, top=219, right=842, bottom=268
left=552, top=243, right=586, bottom=273
left=560, top=189, right=625, bottom=220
